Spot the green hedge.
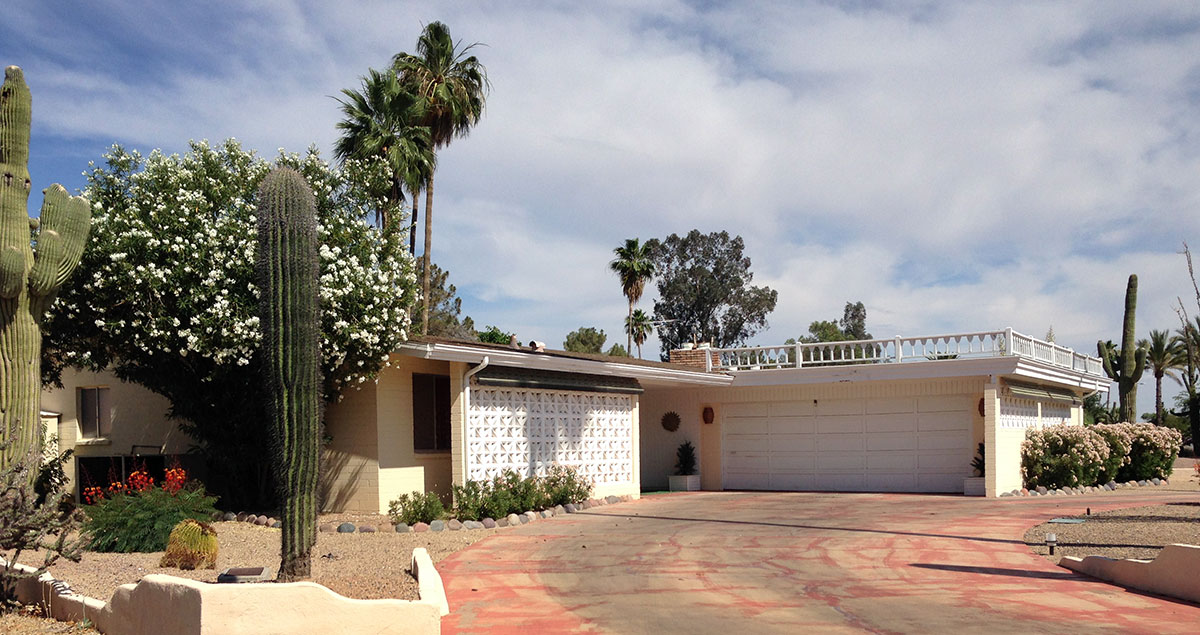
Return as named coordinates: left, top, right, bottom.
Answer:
left=388, top=466, right=594, bottom=524
left=1021, top=422, right=1181, bottom=490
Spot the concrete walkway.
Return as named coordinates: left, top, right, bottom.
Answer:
left=439, top=490, right=1200, bottom=634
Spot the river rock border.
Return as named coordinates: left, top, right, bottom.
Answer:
left=999, top=478, right=1170, bottom=497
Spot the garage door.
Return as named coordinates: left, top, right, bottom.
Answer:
left=722, top=395, right=974, bottom=493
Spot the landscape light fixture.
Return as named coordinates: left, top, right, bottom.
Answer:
left=1045, top=532, right=1057, bottom=556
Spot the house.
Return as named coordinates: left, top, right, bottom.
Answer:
left=40, top=328, right=1106, bottom=510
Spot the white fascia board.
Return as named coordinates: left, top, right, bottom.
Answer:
left=726, top=357, right=1021, bottom=387
left=1009, top=359, right=1110, bottom=393
left=397, top=342, right=733, bottom=387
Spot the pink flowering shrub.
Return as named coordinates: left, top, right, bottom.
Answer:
left=1021, top=426, right=1108, bottom=488
left=1023, top=422, right=1182, bottom=488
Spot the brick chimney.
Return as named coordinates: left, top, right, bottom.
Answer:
left=668, top=345, right=719, bottom=371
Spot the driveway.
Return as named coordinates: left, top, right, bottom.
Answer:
left=438, top=490, right=1200, bottom=634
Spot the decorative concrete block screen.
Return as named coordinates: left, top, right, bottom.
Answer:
left=999, top=398, right=1039, bottom=429
left=1041, top=403, right=1071, bottom=426
left=467, top=387, right=634, bottom=484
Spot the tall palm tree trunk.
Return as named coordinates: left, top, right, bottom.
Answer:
left=421, top=173, right=434, bottom=335
left=626, top=301, right=633, bottom=354
left=1155, top=374, right=1164, bottom=426
left=408, top=189, right=420, bottom=256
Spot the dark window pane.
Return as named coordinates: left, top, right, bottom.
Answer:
left=97, top=388, right=112, bottom=437
left=435, top=376, right=451, bottom=451
left=80, top=388, right=97, bottom=439
left=412, top=374, right=437, bottom=451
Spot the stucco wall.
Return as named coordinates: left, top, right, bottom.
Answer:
left=639, top=388, right=706, bottom=491
left=322, top=380, right=380, bottom=513
left=40, top=368, right=181, bottom=494
left=375, top=355, right=453, bottom=511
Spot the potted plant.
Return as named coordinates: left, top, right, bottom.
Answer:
left=964, top=442, right=985, bottom=496
left=669, top=441, right=700, bottom=491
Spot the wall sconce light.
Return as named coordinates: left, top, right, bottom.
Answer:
left=702, top=406, right=714, bottom=424
left=1045, top=532, right=1057, bottom=556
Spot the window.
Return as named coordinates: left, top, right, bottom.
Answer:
left=412, top=374, right=450, bottom=452
left=79, top=387, right=112, bottom=440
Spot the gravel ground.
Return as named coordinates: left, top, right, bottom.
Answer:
left=36, top=513, right=496, bottom=604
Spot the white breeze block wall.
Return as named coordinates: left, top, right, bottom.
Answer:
left=467, top=387, right=636, bottom=496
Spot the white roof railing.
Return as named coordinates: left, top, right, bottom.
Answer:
left=709, top=328, right=1105, bottom=378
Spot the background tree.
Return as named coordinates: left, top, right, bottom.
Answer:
left=625, top=309, right=653, bottom=359
left=42, top=141, right=417, bottom=510
left=610, top=238, right=656, bottom=354
left=477, top=325, right=515, bottom=345
left=648, top=230, right=778, bottom=359
left=333, top=67, right=434, bottom=245
left=1176, top=242, right=1200, bottom=453
left=415, top=261, right=477, bottom=339
left=564, top=327, right=607, bottom=354
left=1139, top=329, right=1183, bottom=426
left=393, top=21, right=489, bottom=335
left=606, top=343, right=630, bottom=357
left=791, top=301, right=872, bottom=344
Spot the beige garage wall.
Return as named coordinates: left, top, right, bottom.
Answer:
left=639, top=388, right=707, bottom=491
left=41, top=369, right=181, bottom=494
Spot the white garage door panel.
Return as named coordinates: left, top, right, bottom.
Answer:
left=865, top=413, right=916, bottom=432
left=724, top=396, right=973, bottom=493
left=867, top=432, right=918, bottom=451
left=769, top=402, right=816, bottom=417
left=768, top=434, right=816, bottom=452
left=918, top=411, right=971, bottom=431
left=768, top=416, right=816, bottom=434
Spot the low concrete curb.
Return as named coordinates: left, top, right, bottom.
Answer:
left=1059, top=543, right=1200, bottom=605
left=4, top=549, right=447, bottom=634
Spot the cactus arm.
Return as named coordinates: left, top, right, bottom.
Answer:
left=1097, top=340, right=1116, bottom=380
left=29, top=183, right=91, bottom=298
left=1130, top=345, right=1147, bottom=384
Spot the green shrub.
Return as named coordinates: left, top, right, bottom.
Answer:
left=451, top=480, right=489, bottom=521
left=542, top=465, right=592, bottom=506
left=84, top=485, right=218, bottom=553
left=497, top=469, right=545, bottom=512
left=387, top=491, right=445, bottom=525
left=1118, top=423, right=1181, bottom=481
left=1020, top=425, right=1108, bottom=489
left=481, top=482, right=517, bottom=520
left=1092, top=423, right=1133, bottom=483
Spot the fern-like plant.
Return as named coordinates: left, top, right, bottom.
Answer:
left=83, top=486, right=218, bottom=553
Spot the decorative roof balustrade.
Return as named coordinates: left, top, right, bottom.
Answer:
left=709, top=328, right=1105, bottom=378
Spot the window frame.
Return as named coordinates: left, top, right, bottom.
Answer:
left=411, top=373, right=451, bottom=453
left=78, top=386, right=112, bottom=441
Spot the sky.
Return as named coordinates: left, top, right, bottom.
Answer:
left=4, top=1, right=1200, bottom=412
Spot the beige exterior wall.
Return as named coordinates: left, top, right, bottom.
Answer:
left=322, top=380, right=380, bottom=513
left=40, top=369, right=180, bottom=493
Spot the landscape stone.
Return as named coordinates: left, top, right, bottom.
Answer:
left=518, top=514, right=530, bottom=525
left=1152, top=478, right=1161, bottom=485
left=430, top=520, right=446, bottom=532
left=1137, top=480, right=1148, bottom=487
left=541, top=510, right=553, bottom=519
left=319, top=523, right=335, bottom=533
left=358, top=525, right=376, bottom=533
left=496, top=517, right=509, bottom=527
left=505, top=514, right=520, bottom=526
left=1035, top=486, right=1047, bottom=494
left=524, top=511, right=537, bottom=521
left=448, top=519, right=464, bottom=531
left=464, top=520, right=484, bottom=530
left=605, top=495, right=620, bottom=504
left=256, top=515, right=270, bottom=525
left=270, top=521, right=282, bottom=529
left=482, top=518, right=496, bottom=529
left=565, top=504, right=577, bottom=513
left=554, top=505, right=566, bottom=515
left=222, top=512, right=237, bottom=522
left=235, top=512, right=248, bottom=522
left=413, top=522, right=429, bottom=533
left=395, top=523, right=411, bottom=533
left=999, top=492, right=1011, bottom=497
left=336, top=522, right=356, bottom=533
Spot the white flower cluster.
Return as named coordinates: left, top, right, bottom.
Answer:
left=1022, top=422, right=1184, bottom=488
left=48, top=139, right=417, bottom=396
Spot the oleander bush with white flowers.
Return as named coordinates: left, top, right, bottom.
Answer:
left=1021, top=422, right=1181, bottom=489
left=42, top=140, right=417, bottom=509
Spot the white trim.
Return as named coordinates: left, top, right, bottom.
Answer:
left=398, top=342, right=733, bottom=387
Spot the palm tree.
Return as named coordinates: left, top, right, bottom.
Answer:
left=333, top=68, right=434, bottom=242
left=393, top=22, right=489, bottom=334
left=609, top=239, right=657, bottom=354
left=626, top=309, right=653, bottom=359
left=1140, top=329, right=1184, bottom=426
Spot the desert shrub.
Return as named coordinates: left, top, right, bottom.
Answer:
left=34, top=443, right=73, bottom=508
left=1092, top=424, right=1133, bottom=483
left=451, top=480, right=489, bottom=521
left=496, top=469, right=546, bottom=512
left=0, top=446, right=85, bottom=611
left=542, top=465, right=593, bottom=507
left=481, top=481, right=517, bottom=519
left=388, top=491, right=445, bottom=525
left=1021, top=425, right=1108, bottom=489
left=1117, top=423, right=1182, bottom=481
left=84, top=484, right=219, bottom=553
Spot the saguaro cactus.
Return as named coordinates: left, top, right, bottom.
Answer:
left=256, top=167, right=321, bottom=582
left=1097, top=274, right=1146, bottom=423
left=0, top=66, right=91, bottom=470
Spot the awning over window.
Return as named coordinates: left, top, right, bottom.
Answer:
left=472, top=366, right=643, bottom=395
left=1005, top=381, right=1079, bottom=404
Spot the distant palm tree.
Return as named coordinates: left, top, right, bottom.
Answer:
left=393, top=22, right=489, bottom=334
left=1140, top=329, right=1184, bottom=426
left=610, top=238, right=656, bottom=354
left=333, top=68, right=434, bottom=240
left=626, top=309, right=653, bottom=359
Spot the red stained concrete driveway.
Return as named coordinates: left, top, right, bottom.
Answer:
left=439, top=490, right=1200, bottom=634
